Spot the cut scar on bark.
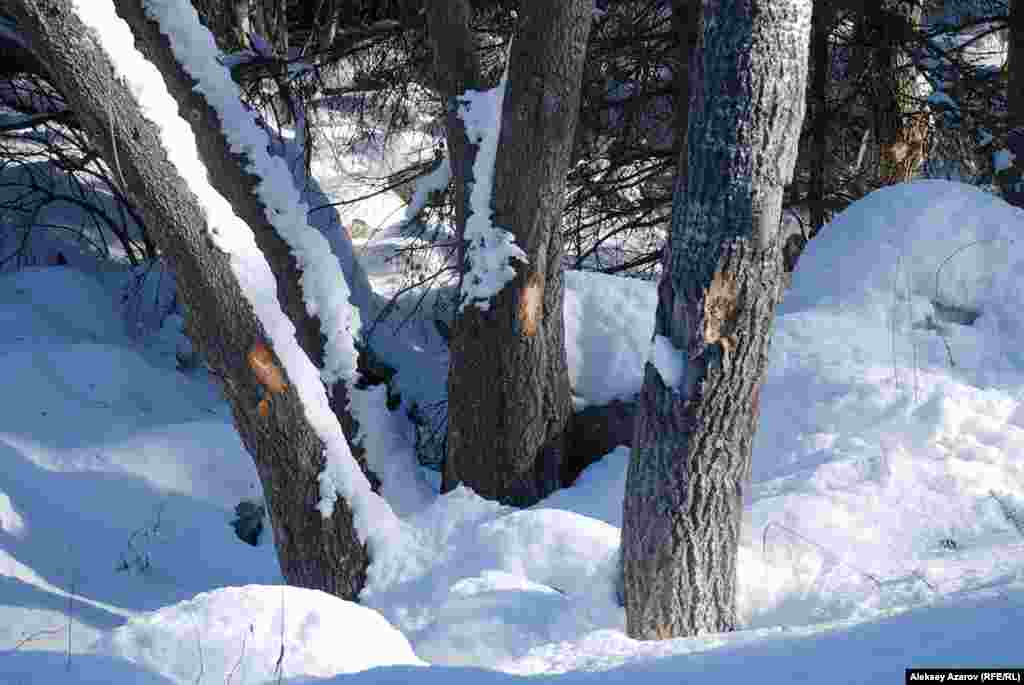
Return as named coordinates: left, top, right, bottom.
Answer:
left=248, top=342, right=287, bottom=395
left=518, top=271, right=544, bottom=337
left=703, top=268, right=741, bottom=359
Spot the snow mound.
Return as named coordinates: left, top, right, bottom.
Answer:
left=781, top=180, right=1024, bottom=321
left=412, top=570, right=574, bottom=667
left=476, top=509, right=620, bottom=603
left=411, top=508, right=623, bottom=668
left=95, top=585, right=425, bottom=685
left=0, top=267, right=125, bottom=345
left=564, top=270, right=657, bottom=405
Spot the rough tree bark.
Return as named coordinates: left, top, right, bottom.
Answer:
left=1002, top=0, right=1024, bottom=207
left=1011, top=0, right=1024, bottom=126
left=808, top=0, right=832, bottom=234
left=671, top=0, right=701, bottom=188
left=620, top=0, right=812, bottom=639
left=430, top=1, right=593, bottom=506
left=8, top=0, right=371, bottom=598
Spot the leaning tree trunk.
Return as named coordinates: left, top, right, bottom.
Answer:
left=8, top=0, right=371, bottom=598
left=621, top=0, right=812, bottom=639
left=433, top=1, right=593, bottom=506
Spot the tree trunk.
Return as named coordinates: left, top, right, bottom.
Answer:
left=270, top=0, right=288, bottom=54
left=431, top=1, right=592, bottom=506
left=231, top=0, right=251, bottom=50
left=869, top=0, right=926, bottom=185
left=1002, top=0, right=1024, bottom=207
left=620, top=0, right=812, bottom=640
left=315, top=0, right=342, bottom=54
left=252, top=0, right=268, bottom=40
left=809, top=0, right=831, bottom=234
left=1009, top=0, right=1024, bottom=127
left=425, top=0, right=483, bottom=295
left=670, top=0, right=701, bottom=188
left=8, top=0, right=371, bottom=598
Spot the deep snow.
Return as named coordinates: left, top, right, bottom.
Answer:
left=3, top=172, right=1024, bottom=685
left=1, top=3, right=1022, bottom=683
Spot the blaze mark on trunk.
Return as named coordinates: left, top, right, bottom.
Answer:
left=703, top=268, right=741, bottom=363
left=248, top=341, right=288, bottom=417
left=518, top=271, right=544, bottom=337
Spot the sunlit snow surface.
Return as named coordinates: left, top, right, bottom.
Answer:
left=2, top=7, right=1024, bottom=681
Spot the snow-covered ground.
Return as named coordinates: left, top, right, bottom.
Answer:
left=3, top=163, right=1024, bottom=685
left=1, top=5, right=1023, bottom=682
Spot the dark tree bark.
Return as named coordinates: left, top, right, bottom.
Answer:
left=230, top=0, right=251, bottom=49
left=430, top=1, right=593, bottom=506
left=251, top=0, right=267, bottom=40
left=0, top=29, right=48, bottom=78
left=620, top=0, right=812, bottom=639
left=425, top=0, right=483, bottom=292
left=866, top=0, right=925, bottom=185
left=670, top=0, right=701, bottom=188
left=808, top=0, right=832, bottom=234
left=1011, top=0, right=1024, bottom=127
left=314, top=0, right=342, bottom=54
left=1002, top=0, right=1024, bottom=208
left=7, top=0, right=371, bottom=598
left=269, top=0, right=288, bottom=54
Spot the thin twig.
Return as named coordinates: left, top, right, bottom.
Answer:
left=224, top=624, right=251, bottom=685
left=274, top=586, right=285, bottom=685
left=192, top=610, right=204, bottom=685
left=65, top=553, right=74, bottom=671
left=106, top=96, right=127, bottom=191
left=762, top=521, right=883, bottom=591
left=990, top=491, right=1024, bottom=538
left=9, top=627, right=64, bottom=653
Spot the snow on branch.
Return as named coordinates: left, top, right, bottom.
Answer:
left=402, top=156, right=451, bottom=225
left=69, top=0, right=400, bottom=551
